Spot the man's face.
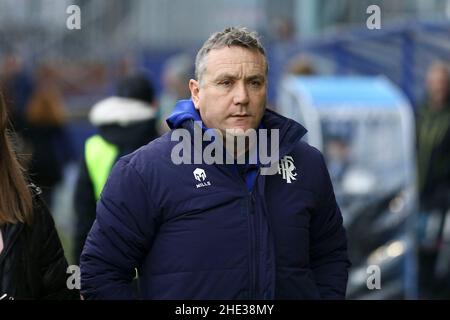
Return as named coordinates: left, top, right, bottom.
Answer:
left=189, top=46, right=267, bottom=134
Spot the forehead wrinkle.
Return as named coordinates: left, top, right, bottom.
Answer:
left=208, top=61, right=265, bottom=78
left=212, top=59, right=264, bottom=66
left=200, top=48, right=267, bottom=84
left=213, top=71, right=266, bottom=80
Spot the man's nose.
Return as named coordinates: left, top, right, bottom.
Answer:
left=232, top=81, right=250, bottom=105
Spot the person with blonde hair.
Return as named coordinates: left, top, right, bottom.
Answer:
left=0, top=92, right=78, bottom=299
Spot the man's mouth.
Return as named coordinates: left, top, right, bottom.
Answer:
left=230, top=114, right=250, bottom=118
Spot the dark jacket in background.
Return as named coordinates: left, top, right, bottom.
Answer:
left=0, top=184, right=79, bottom=300
left=74, top=97, right=158, bottom=263
left=1, top=71, right=34, bottom=135
left=416, top=103, right=450, bottom=210
left=25, top=124, right=65, bottom=203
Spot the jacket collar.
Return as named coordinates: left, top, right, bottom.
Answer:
left=260, top=108, right=307, bottom=158
left=167, top=99, right=308, bottom=159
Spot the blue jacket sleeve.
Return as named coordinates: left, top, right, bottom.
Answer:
left=80, top=158, right=158, bottom=299
left=310, top=153, right=351, bottom=299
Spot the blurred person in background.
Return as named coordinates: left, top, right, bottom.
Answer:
left=267, top=17, right=300, bottom=105
left=73, top=73, right=159, bottom=264
left=0, top=52, right=35, bottom=163
left=285, top=54, right=317, bottom=76
left=416, top=61, right=450, bottom=298
left=24, top=64, right=69, bottom=209
left=324, top=134, right=351, bottom=186
left=0, top=92, right=78, bottom=300
left=157, top=53, right=194, bottom=134
left=0, top=52, right=35, bottom=136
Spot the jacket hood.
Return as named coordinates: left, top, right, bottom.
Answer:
left=98, top=119, right=158, bottom=154
left=261, top=108, right=308, bottom=151
left=89, top=96, right=156, bottom=127
left=166, top=99, right=201, bottom=129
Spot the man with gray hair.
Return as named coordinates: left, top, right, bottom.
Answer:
left=81, top=27, right=350, bottom=299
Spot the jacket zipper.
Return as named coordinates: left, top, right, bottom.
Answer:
left=246, top=168, right=260, bottom=300
left=230, top=164, right=261, bottom=299
left=247, top=193, right=255, bottom=299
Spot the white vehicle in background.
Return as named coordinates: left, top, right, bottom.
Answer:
left=278, top=76, right=419, bottom=299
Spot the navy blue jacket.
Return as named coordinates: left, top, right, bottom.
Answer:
left=80, top=101, right=350, bottom=299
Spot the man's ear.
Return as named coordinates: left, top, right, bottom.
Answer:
left=189, top=79, right=200, bottom=110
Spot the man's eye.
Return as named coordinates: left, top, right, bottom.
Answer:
left=219, top=80, right=232, bottom=86
left=250, top=80, right=262, bottom=87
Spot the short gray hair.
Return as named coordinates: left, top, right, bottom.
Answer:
left=195, top=27, right=267, bottom=82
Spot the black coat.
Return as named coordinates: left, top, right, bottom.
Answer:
left=0, top=185, right=79, bottom=299
left=416, top=105, right=450, bottom=210
left=25, top=124, right=65, bottom=188
left=73, top=119, right=159, bottom=263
